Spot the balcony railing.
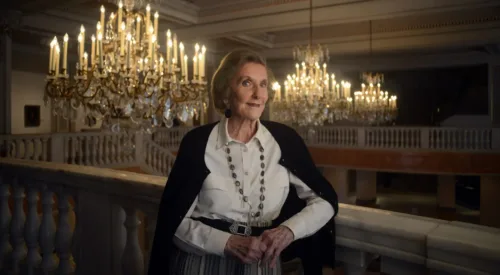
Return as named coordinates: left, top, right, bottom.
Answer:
left=0, top=158, right=499, bottom=275
left=1, top=126, right=498, bottom=171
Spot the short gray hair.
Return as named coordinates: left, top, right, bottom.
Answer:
left=210, top=49, right=267, bottom=114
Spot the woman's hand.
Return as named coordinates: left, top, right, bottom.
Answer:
left=224, top=235, right=268, bottom=264
left=260, top=226, right=294, bottom=268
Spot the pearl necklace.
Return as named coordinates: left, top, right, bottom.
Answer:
left=225, top=144, right=266, bottom=219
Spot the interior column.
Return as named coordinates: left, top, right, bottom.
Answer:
left=323, top=167, right=350, bottom=203
left=437, top=175, right=456, bottom=209
left=356, top=170, right=377, bottom=205
left=480, top=176, right=500, bottom=228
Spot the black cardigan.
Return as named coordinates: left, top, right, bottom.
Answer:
left=148, top=120, right=339, bottom=275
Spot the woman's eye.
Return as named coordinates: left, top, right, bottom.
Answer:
left=261, top=83, right=268, bottom=88
left=242, top=80, right=251, bottom=87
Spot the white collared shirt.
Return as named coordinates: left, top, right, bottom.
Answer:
left=173, top=117, right=334, bottom=256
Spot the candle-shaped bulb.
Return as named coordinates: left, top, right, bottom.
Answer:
left=119, top=1, right=123, bottom=8
left=150, top=26, right=154, bottom=34
left=137, top=16, right=141, bottom=22
left=91, top=35, right=95, bottom=42
left=154, top=11, right=158, bottom=18
left=97, top=22, right=101, bottom=31
left=167, top=29, right=171, bottom=38
left=98, top=33, right=102, bottom=40
left=201, top=45, right=206, bottom=53
left=64, top=33, right=68, bottom=42
left=78, top=33, right=82, bottom=42
left=195, top=43, right=200, bottom=52
left=160, top=56, right=164, bottom=63
left=323, top=63, right=326, bottom=68
left=110, top=12, right=114, bottom=19
left=152, top=34, right=157, bottom=43
left=179, top=42, right=184, bottom=50
left=127, top=33, right=132, bottom=40
left=83, top=52, right=88, bottom=59
left=121, top=21, right=125, bottom=31
left=146, top=4, right=150, bottom=11
left=100, top=5, right=105, bottom=13
left=80, top=25, right=85, bottom=33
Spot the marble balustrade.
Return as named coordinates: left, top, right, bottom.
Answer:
left=0, top=126, right=498, bottom=171
left=0, top=158, right=499, bottom=275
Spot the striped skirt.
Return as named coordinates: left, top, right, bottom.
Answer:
left=168, top=245, right=282, bottom=275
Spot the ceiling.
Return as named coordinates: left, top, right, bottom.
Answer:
left=6, top=0, right=500, bottom=64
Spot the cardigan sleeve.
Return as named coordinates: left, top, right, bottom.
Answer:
left=280, top=171, right=334, bottom=240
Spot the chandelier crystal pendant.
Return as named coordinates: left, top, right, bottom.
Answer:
left=44, top=1, right=208, bottom=133
left=351, top=72, right=397, bottom=125
left=271, top=0, right=352, bottom=126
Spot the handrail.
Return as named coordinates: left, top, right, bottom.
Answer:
left=0, top=158, right=499, bottom=275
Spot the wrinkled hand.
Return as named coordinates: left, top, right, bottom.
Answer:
left=260, top=226, right=294, bottom=268
left=224, top=235, right=268, bottom=264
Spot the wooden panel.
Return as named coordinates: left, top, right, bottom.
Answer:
left=309, top=147, right=500, bottom=175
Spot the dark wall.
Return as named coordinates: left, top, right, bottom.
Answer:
left=342, top=64, right=489, bottom=126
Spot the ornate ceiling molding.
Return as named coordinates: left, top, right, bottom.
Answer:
left=178, top=0, right=499, bottom=39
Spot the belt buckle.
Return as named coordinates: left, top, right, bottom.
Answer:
left=229, top=222, right=252, bottom=236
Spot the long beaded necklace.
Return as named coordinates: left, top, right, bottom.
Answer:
left=225, top=144, right=266, bottom=221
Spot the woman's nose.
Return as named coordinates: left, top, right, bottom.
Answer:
left=252, top=86, right=267, bottom=98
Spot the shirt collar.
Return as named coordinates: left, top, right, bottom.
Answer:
left=216, top=116, right=268, bottom=150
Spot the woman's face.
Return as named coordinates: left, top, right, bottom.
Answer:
left=229, top=62, right=269, bottom=121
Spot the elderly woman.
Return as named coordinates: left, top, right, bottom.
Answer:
left=148, top=49, right=338, bottom=275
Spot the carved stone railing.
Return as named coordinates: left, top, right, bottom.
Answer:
left=1, top=126, right=498, bottom=168
left=0, top=131, right=176, bottom=176
left=154, top=126, right=500, bottom=151
left=1, top=158, right=499, bottom=275
left=298, top=126, right=500, bottom=151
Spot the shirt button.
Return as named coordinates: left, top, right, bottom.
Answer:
left=245, top=171, right=249, bottom=175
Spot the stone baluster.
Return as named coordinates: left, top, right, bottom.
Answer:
left=99, top=135, right=105, bottom=164
left=105, top=135, right=111, bottom=164
left=70, top=192, right=81, bottom=275
left=15, top=139, right=21, bottom=158
left=55, top=188, right=75, bottom=274
left=117, top=134, right=122, bottom=164
left=111, top=135, right=117, bottom=163
left=25, top=182, right=41, bottom=273
left=144, top=214, right=157, bottom=274
left=121, top=207, right=144, bottom=275
left=41, top=137, right=49, bottom=161
left=39, top=184, right=57, bottom=273
left=84, top=136, right=91, bottom=166
left=91, top=136, right=98, bottom=165
left=9, top=178, right=26, bottom=273
left=63, top=137, right=70, bottom=163
left=70, top=137, right=77, bottom=164
left=0, top=176, right=11, bottom=269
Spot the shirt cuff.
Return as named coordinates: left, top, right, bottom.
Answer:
left=204, top=227, right=232, bottom=256
left=280, top=216, right=306, bottom=241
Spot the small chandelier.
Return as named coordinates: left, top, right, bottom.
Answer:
left=350, top=72, right=397, bottom=125
left=350, top=21, right=398, bottom=126
left=271, top=0, right=352, bottom=126
left=44, top=1, right=208, bottom=133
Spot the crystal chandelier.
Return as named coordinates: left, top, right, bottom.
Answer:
left=271, top=0, right=352, bottom=126
left=349, top=21, right=398, bottom=126
left=44, top=1, right=208, bottom=133
left=350, top=72, right=397, bottom=125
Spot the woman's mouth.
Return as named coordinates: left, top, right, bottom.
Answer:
left=247, top=103, right=260, bottom=108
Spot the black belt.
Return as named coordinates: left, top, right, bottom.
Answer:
left=192, top=216, right=275, bottom=237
